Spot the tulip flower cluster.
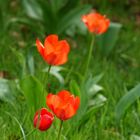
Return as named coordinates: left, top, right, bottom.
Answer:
left=33, top=11, right=110, bottom=139
left=34, top=34, right=80, bottom=132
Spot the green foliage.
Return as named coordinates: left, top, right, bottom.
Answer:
left=76, top=74, right=106, bottom=121
left=0, top=78, right=15, bottom=104
left=97, top=22, right=122, bottom=55
left=44, top=66, right=64, bottom=85
left=20, top=76, right=45, bottom=114
left=69, top=80, right=81, bottom=96
left=5, top=111, right=26, bottom=140
left=130, top=134, right=140, bottom=140
left=21, top=0, right=91, bottom=34
left=0, top=8, right=3, bottom=34
left=22, top=0, right=43, bottom=21
left=115, top=84, right=140, bottom=122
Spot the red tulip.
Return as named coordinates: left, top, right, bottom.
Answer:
left=82, top=12, right=110, bottom=34
left=46, top=90, right=80, bottom=121
left=33, top=108, right=54, bottom=131
left=36, top=34, right=70, bottom=65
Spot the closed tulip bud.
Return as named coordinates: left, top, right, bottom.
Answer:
left=33, top=108, right=54, bottom=131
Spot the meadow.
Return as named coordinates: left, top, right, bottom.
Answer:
left=0, top=0, right=140, bottom=140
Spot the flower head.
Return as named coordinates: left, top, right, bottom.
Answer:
left=33, top=108, right=54, bottom=131
left=36, top=34, right=70, bottom=65
left=82, top=12, right=110, bottom=34
left=46, top=90, right=80, bottom=120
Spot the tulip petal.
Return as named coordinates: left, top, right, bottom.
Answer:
left=82, top=12, right=110, bottom=34
left=44, top=53, right=57, bottom=65
left=46, top=90, right=80, bottom=121
left=54, top=108, right=66, bottom=120
left=36, top=34, right=70, bottom=66
left=44, top=42, right=55, bottom=55
left=44, top=35, right=58, bottom=55
left=46, top=94, right=61, bottom=112
left=33, top=108, right=54, bottom=131
left=73, top=97, right=80, bottom=110
left=36, top=38, right=44, bottom=56
left=53, top=53, right=68, bottom=65
left=65, top=104, right=75, bottom=119
left=57, top=40, right=70, bottom=53
left=58, top=90, right=72, bottom=101
left=45, top=34, right=58, bottom=47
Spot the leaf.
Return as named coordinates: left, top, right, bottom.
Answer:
left=44, top=66, right=64, bottom=84
left=50, top=0, right=65, bottom=14
left=27, top=48, right=35, bottom=75
left=76, top=74, right=104, bottom=120
left=97, top=22, right=122, bottom=55
left=20, top=76, right=45, bottom=113
left=88, top=84, right=103, bottom=97
left=6, top=18, right=43, bottom=35
left=11, top=48, right=26, bottom=78
left=69, top=80, right=81, bottom=96
left=130, top=135, right=140, bottom=140
left=115, top=84, right=140, bottom=122
left=85, top=74, right=104, bottom=96
left=56, top=5, right=91, bottom=34
left=0, top=78, right=15, bottom=103
left=59, top=0, right=81, bottom=13
left=88, top=94, right=107, bottom=107
left=22, top=0, right=43, bottom=20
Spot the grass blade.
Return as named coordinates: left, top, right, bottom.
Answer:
left=5, top=112, right=26, bottom=140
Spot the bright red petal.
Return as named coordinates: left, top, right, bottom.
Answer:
left=73, top=97, right=80, bottom=110
left=33, top=108, right=54, bottom=131
left=44, top=53, right=57, bottom=65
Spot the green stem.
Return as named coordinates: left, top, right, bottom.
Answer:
left=57, top=120, right=63, bottom=140
left=43, top=65, right=52, bottom=95
left=83, top=34, right=95, bottom=81
left=47, top=65, right=52, bottom=93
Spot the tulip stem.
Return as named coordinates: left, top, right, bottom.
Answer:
left=83, top=34, right=95, bottom=81
left=43, top=65, right=52, bottom=96
left=46, top=65, right=52, bottom=93
left=57, top=120, right=63, bottom=140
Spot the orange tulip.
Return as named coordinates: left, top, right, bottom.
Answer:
left=82, top=12, right=110, bottom=34
left=36, top=34, right=70, bottom=65
left=46, top=90, right=80, bottom=120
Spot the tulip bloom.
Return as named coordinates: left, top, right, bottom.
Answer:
left=36, top=34, right=70, bottom=66
left=33, top=108, right=54, bottom=131
left=82, top=12, right=110, bottom=34
left=46, top=90, right=80, bottom=120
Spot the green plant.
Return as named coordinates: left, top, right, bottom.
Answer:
left=21, top=0, right=91, bottom=35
